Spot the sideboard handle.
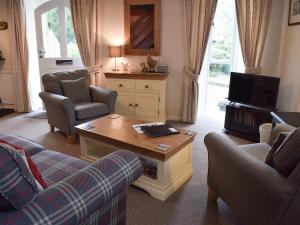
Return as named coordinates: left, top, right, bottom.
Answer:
left=135, top=104, right=139, bottom=107
left=145, top=85, right=149, bottom=88
left=119, top=84, right=123, bottom=87
left=129, top=103, right=133, bottom=107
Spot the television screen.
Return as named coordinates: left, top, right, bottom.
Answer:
left=228, top=72, right=280, bottom=108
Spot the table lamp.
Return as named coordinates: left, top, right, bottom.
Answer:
left=109, top=46, right=122, bottom=71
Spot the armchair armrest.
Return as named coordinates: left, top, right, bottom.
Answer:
left=0, top=150, right=143, bottom=225
left=39, top=92, right=76, bottom=135
left=89, top=86, right=117, bottom=113
left=205, top=133, right=296, bottom=225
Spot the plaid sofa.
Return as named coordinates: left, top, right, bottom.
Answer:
left=0, top=133, right=143, bottom=225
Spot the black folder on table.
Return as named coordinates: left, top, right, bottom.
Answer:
left=141, top=124, right=179, bottom=138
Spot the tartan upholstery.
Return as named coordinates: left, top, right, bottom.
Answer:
left=0, top=145, right=39, bottom=210
left=79, top=190, right=127, bottom=225
left=0, top=150, right=143, bottom=225
left=31, top=150, right=89, bottom=186
left=0, top=133, right=45, bottom=156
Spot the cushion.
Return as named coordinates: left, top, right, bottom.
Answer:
left=60, top=77, right=91, bottom=102
left=268, top=123, right=296, bottom=145
left=0, top=138, right=47, bottom=189
left=74, top=102, right=109, bottom=120
left=273, top=128, right=300, bottom=176
left=41, top=69, right=90, bottom=95
left=265, top=132, right=289, bottom=166
left=0, top=133, right=45, bottom=156
left=0, top=144, right=40, bottom=211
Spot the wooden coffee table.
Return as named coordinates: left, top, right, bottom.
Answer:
left=76, top=115, right=196, bottom=201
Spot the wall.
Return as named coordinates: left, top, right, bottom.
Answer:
left=261, top=0, right=285, bottom=76
left=101, top=0, right=185, bottom=120
left=0, top=0, right=15, bottom=107
left=100, top=0, right=286, bottom=120
left=277, top=0, right=300, bottom=112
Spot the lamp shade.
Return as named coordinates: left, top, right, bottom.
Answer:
left=109, top=46, right=122, bottom=57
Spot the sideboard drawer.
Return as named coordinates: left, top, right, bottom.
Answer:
left=110, top=79, right=134, bottom=91
left=136, top=81, right=160, bottom=93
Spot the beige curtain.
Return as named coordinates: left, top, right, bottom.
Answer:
left=70, top=0, right=102, bottom=86
left=182, top=0, right=218, bottom=123
left=8, top=0, right=30, bottom=112
left=235, top=0, right=272, bottom=74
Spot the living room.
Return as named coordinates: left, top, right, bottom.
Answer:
left=0, top=0, right=300, bottom=225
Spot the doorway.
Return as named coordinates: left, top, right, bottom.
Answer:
left=35, top=0, right=83, bottom=77
left=199, top=0, right=244, bottom=114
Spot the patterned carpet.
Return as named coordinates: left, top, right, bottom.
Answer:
left=0, top=112, right=251, bottom=225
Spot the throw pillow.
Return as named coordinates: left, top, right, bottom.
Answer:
left=273, top=128, right=300, bottom=176
left=60, top=77, right=91, bottom=102
left=265, top=132, right=289, bottom=166
left=0, top=144, right=40, bottom=211
left=0, top=133, right=46, bottom=156
left=0, top=140, right=47, bottom=189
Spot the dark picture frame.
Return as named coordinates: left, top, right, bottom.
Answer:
left=289, top=0, right=300, bottom=26
left=124, top=0, right=161, bottom=56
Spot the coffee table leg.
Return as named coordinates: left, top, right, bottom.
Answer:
left=133, top=143, right=193, bottom=201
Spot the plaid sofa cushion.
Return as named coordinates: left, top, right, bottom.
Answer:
left=31, top=150, right=89, bottom=186
left=0, top=145, right=39, bottom=211
left=0, top=133, right=45, bottom=156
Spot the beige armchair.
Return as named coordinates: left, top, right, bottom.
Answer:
left=204, top=124, right=300, bottom=225
left=39, top=69, right=117, bottom=143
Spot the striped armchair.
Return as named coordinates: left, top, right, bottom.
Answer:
left=0, top=133, right=143, bottom=225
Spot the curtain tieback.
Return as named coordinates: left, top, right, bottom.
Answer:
left=245, top=67, right=262, bottom=74
left=184, top=67, right=199, bottom=82
left=87, top=64, right=102, bottom=74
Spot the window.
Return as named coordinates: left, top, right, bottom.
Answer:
left=199, top=0, right=244, bottom=113
left=38, top=2, right=80, bottom=59
left=65, top=7, right=80, bottom=58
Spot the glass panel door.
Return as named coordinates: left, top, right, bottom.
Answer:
left=65, top=7, right=80, bottom=58
left=35, top=0, right=83, bottom=77
left=41, top=7, right=61, bottom=58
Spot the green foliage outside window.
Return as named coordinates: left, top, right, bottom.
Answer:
left=46, top=7, right=80, bottom=58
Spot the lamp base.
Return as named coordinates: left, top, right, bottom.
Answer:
left=112, top=68, right=119, bottom=72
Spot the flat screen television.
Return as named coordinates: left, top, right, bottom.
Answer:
left=228, top=72, right=280, bottom=109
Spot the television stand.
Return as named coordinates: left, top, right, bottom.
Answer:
left=224, top=102, right=275, bottom=142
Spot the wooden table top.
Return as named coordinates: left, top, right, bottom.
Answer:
left=76, top=115, right=196, bottom=161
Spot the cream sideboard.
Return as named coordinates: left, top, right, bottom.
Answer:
left=104, top=72, right=167, bottom=122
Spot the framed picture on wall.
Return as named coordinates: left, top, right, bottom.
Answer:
left=289, top=0, right=300, bottom=26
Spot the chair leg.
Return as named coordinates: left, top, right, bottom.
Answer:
left=208, top=187, right=218, bottom=203
left=50, top=125, right=55, bottom=132
left=67, top=135, right=77, bottom=144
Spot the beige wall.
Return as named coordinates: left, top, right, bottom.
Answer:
left=261, top=0, right=285, bottom=76
left=101, top=0, right=285, bottom=120
left=101, top=0, right=184, bottom=120
left=0, top=0, right=15, bottom=107
left=0, top=0, right=289, bottom=115
left=278, top=0, right=300, bottom=112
